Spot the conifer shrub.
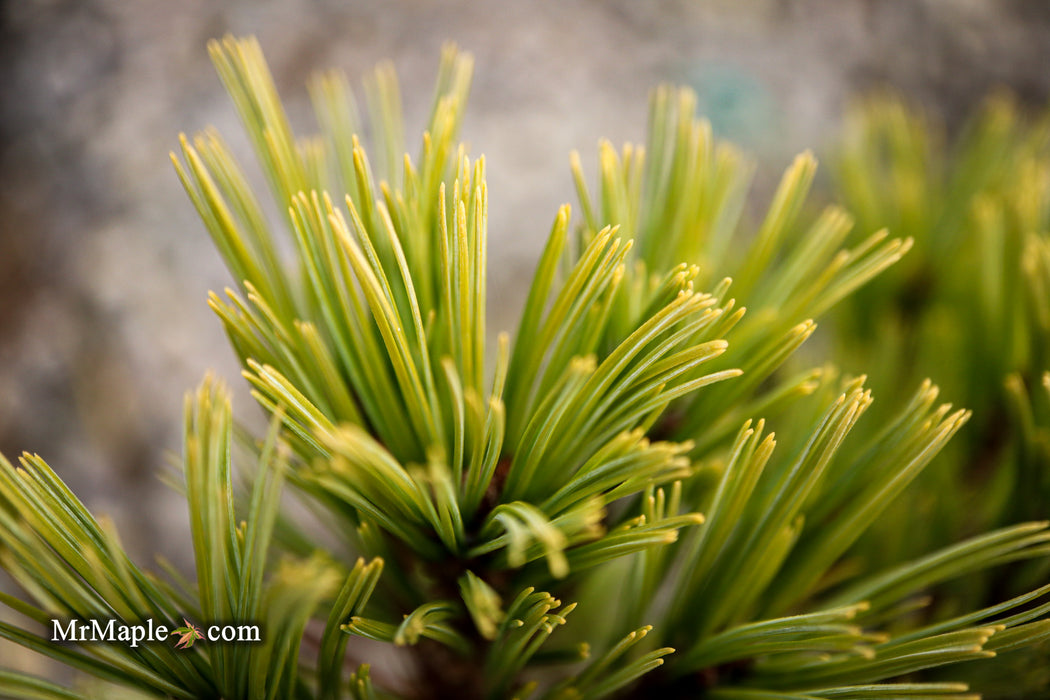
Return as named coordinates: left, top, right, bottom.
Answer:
left=1, top=37, right=1048, bottom=700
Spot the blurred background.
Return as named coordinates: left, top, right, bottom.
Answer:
left=2, top=0, right=1050, bottom=567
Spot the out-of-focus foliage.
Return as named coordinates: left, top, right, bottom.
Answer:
left=830, top=94, right=1050, bottom=565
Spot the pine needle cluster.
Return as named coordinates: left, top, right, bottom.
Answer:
left=1, top=37, right=1048, bottom=700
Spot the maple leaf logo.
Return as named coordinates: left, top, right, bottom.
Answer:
left=171, top=618, right=203, bottom=649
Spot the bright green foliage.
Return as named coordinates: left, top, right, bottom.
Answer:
left=0, top=380, right=383, bottom=699
left=1, top=36, right=1049, bottom=700
left=828, top=94, right=1050, bottom=589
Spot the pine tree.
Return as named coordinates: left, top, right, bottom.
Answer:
left=1, top=36, right=1048, bottom=700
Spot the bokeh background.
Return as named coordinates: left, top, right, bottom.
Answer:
left=2, top=0, right=1050, bottom=570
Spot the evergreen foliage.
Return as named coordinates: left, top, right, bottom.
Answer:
left=830, top=94, right=1050, bottom=558
left=1, top=37, right=1048, bottom=699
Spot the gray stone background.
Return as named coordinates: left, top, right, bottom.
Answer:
left=2, top=0, right=1050, bottom=579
